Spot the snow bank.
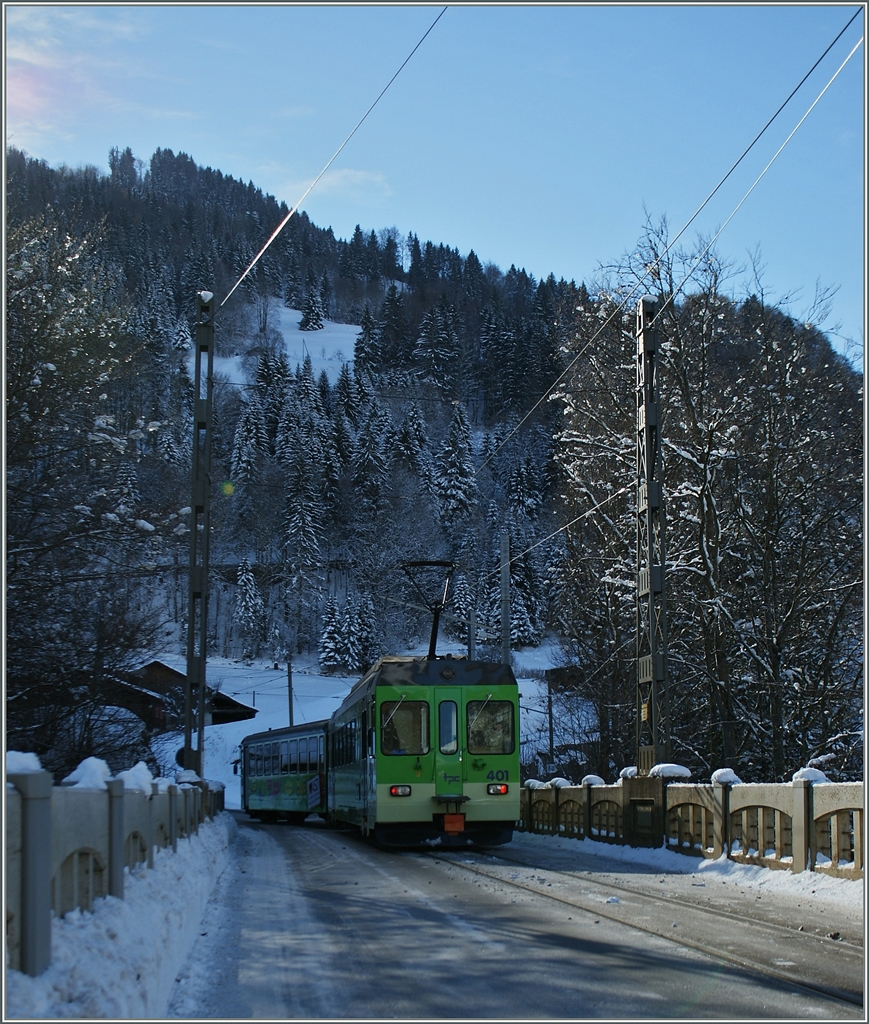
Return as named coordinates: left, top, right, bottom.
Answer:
left=792, top=767, right=829, bottom=783
left=512, top=831, right=863, bottom=908
left=580, top=774, right=606, bottom=786
left=61, top=757, right=112, bottom=789
left=5, top=813, right=236, bottom=1019
left=711, top=767, right=743, bottom=784
left=649, top=763, right=691, bottom=779
left=115, top=761, right=154, bottom=794
left=6, top=751, right=42, bottom=774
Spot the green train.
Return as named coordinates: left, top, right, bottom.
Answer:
left=239, top=720, right=328, bottom=823
left=239, top=653, right=521, bottom=847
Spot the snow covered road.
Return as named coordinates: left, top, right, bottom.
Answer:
left=167, top=814, right=863, bottom=1019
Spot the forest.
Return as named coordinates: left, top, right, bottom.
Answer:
left=5, top=144, right=863, bottom=784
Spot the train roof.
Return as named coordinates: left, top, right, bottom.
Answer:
left=240, top=718, right=329, bottom=746
left=333, top=654, right=517, bottom=719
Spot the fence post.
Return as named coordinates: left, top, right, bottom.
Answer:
left=147, top=782, right=159, bottom=869
left=168, top=785, right=178, bottom=852
left=8, top=771, right=53, bottom=977
left=792, top=779, right=811, bottom=874
left=712, top=782, right=729, bottom=859
left=582, top=782, right=592, bottom=840
left=107, top=779, right=125, bottom=898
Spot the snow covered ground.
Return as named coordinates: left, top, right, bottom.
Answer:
left=5, top=813, right=236, bottom=1019
left=209, top=305, right=359, bottom=388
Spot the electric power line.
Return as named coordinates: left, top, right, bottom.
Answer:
left=220, top=6, right=448, bottom=311
left=475, top=8, right=864, bottom=478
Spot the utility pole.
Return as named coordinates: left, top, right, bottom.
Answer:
left=184, top=290, right=215, bottom=776
left=635, top=296, right=670, bottom=774
left=287, top=658, right=294, bottom=727
left=500, top=533, right=510, bottom=667
left=547, top=681, right=554, bottom=768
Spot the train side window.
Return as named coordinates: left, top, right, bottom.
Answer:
left=255, top=744, right=263, bottom=776
left=299, top=738, right=308, bottom=774
left=318, top=735, right=325, bottom=771
left=289, top=739, right=298, bottom=773
left=467, top=700, right=515, bottom=755
left=439, top=701, right=458, bottom=755
left=309, top=737, right=318, bottom=772
left=272, top=742, right=280, bottom=776
left=280, top=741, right=289, bottom=774
left=381, top=701, right=430, bottom=755
left=247, top=747, right=255, bottom=777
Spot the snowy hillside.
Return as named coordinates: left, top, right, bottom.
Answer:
left=209, top=305, right=359, bottom=387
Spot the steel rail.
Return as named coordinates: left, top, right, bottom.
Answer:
left=429, top=849, right=864, bottom=1011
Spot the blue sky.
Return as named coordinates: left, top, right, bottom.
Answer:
left=4, top=3, right=865, bottom=360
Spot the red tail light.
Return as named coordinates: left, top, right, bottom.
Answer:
left=390, top=785, right=412, bottom=797
left=487, top=783, right=509, bottom=795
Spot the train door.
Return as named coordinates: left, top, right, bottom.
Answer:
left=434, top=688, right=464, bottom=798
left=362, top=702, right=376, bottom=832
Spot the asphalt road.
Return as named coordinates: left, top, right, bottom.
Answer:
left=167, top=815, right=862, bottom=1019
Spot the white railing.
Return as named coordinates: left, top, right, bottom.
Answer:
left=6, top=771, right=225, bottom=976
left=519, top=777, right=863, bottom=880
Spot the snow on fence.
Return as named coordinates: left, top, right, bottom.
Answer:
left=6, top=771, right=225, bottom=976
left=518, top=777, right=863, bottom=880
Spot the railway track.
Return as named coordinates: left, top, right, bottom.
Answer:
left=429, top=845, right=864, bottom=1011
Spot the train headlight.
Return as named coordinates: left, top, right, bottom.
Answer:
left=390, top=785, right=412, bottom=797
left=487, top=784, right=509, bottom=795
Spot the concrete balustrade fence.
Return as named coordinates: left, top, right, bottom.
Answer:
left=519, top=778, right=863, bottom=880
left=5, top=773, right=225, bottom=977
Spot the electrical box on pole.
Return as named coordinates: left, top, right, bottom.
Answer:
left=184, top=290, right=215, bottom=775
left=635, top=297, right=670, bottom=774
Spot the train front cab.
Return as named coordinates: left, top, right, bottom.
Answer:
left=373, top=656, right=520, bottom=846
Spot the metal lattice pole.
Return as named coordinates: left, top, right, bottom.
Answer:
left=184, top=291, right=215, bottom=775
left=635, top=297, right=670, bottom=774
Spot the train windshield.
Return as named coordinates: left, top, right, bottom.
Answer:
left=467, top=701, right=515, bottom=755
left=381, top=701, right=430, bottom=755
left=438, top=701, right=458, bottom=754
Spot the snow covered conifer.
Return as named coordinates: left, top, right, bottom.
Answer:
left=354, top=305, right=381, bottom=373
left=299, top=290, right=325, bottom=332
left=235, top=557, right=266, bottom=660
left=435, top=403, right=478, bottom=525
left=319, top=597, right=346, bottom=671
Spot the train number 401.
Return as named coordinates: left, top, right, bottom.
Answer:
left=486, top=770, right=509, bottom=781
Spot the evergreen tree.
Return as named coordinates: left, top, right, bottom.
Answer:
left=378, top=284, right=411, bottom=366
left=352, top=402, right=390, bottom=520
left=354, top=305, right=381, bottom=373
left=235, top=557, right=266, bottom=660
left=434, top=403, right=478, bottom=525
left=395, top=402, right=431, bottom=481
left=172, top=317, right=192, bottom=352
left=318, top=596, right=346, bottom=671
left=230, top=398, right=268, bottom=482
left=342, top=601, right=362, bottom=673
left=299, top=290, right=325, bottom=331
left=334, top=362, right=362, bottom=426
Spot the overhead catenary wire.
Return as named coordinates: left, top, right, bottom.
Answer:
left=475, top=7, right=864, bottom=478
left=220, top=6, right=448, bottom=311
left=649, top=33, right=864, bottom=332
left=474, top=18, right=863, bottom=577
